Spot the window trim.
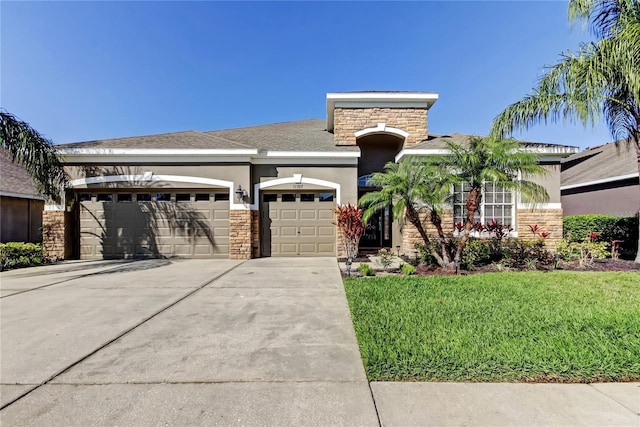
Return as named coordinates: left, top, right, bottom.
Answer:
left=452, top=182, right=517, bottom=237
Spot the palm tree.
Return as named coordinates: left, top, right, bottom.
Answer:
left=359, top=158, right=454, bottom=268
left=437, top=137, right=549, bottom=265
left=0, top=110, right=67, bottom=202
left=491, top=0, right=640, bottom=262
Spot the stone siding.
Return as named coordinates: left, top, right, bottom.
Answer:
left=401, top=210, right=454, bottom=255
left=42, top=210, right=66, bottom=260
left=229, top=210, right=252, bottom=259
left=333, top=107, right=428, bottom=146
left=517, top=208, right=563, bottom=251
left=251, top=210, right=260, bottom=258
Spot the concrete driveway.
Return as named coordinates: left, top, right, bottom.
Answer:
left=0, top=258, right=377, bottom=426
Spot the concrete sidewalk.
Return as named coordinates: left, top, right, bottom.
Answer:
left=371, top=382, right=639, bottom=426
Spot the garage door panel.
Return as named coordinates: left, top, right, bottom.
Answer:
left=281, top=210, right=298, bottom=220
left=213, top=210, right=229, bottom=220
left=299, top=210, right=317, bottom=220
left=281, top=227, right=297, bottom=237
left=279, top=243, right=298, bottom=255
left=318, top=226, right=335, bottom=236
left=194, top=245, right=213, bottom=255
left=318, top=243, right=335, bottom=254
left=78, top=192, right=229, bottom=259
left=213, top=226, right=229, bottom=237
left=299, top=243, right=317, bottom=254
left=261, top=191, right=335, bottom=257
left=318, top=210, right=334, bottom=220
left=299, top=226, right=317, bottom=237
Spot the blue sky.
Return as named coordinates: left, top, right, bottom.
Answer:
left=2, top=1, right=612, bottom=150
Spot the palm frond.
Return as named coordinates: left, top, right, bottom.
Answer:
left=0, top=111, right=68, bottom=201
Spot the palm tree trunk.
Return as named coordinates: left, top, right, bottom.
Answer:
left=429, top=210, right=454, bottom=267
left=405, top=206, right=446, bottom=268
left=454, top=186, right=481, bottom=265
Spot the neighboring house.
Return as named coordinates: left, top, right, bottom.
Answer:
left=0, top=149, right=45, bottom=243
left=561, top=141, right=640, bottom=217
left=47, top=92, right=578, bottom=260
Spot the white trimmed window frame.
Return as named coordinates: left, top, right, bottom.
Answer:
left=452, top=182, right=518, bottom=238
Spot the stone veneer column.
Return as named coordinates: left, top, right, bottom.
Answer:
left=251, top=210, right=260, bottom=258
left=517, top=208, right=563, bottom=251
left=229, top=210, right=252, bottom=260
left=333, top=107, right=428, bottom=146
left=42, top=210, right=67, bottom=260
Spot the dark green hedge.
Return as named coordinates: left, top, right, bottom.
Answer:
left=563, top=214, right=639, bottom=258
left=0, top=242, right=46, bottom=271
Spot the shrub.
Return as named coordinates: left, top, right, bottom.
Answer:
left=358, top=263, right=374, bottom=276
left=0, top=242, right=46, bottom=271
left=556, top=239, right=609, bottom=268
left=376, top=248, right=395, bottom=271
left=400, top=263, right=416, bottom=276
left=564, top=214, right=638, bottom=259
left=564, top=214, right=619, bottom=242
left=461, top=239, right=494, bottom=270
left=333, top=203, right=365, bottom=276
left=501, top=239, right=554, bottom=269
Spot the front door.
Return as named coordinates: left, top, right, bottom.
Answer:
left=359, top=196, right=392, bottom=249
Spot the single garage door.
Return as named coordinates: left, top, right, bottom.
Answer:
left=77, top=190, right=229, bottom=259
left=260, top=191, right=336, bottom=257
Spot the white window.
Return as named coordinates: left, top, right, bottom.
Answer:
left=453, top=183, right=514, bottom=228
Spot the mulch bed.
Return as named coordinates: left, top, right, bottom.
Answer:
left=341, top=258, right=640, bottom=278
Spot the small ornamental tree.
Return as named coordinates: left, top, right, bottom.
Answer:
left=333, top=203, right=365, bottom=276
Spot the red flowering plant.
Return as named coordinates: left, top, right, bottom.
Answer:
left=333, top=203, right=365, bottom=276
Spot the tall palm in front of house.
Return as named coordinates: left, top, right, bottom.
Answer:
left=359, top=158, right=454, bottom=268
left=0, top=110, right=67, bottom=201
left=437, top=137, right=549, bottom=266
left=491, top=0, right=640, bottom=262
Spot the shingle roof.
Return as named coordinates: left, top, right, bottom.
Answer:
left=0, top=150, right=43, bottom=199
left=58, top=130, right=253, bottom=150
left=561, top=141, right=638, bottom=187
left=410, top=133, right=576, bottom=150
left=58, top=119, right=359, bottom=153
left=205, top=119, right=358, bottom=152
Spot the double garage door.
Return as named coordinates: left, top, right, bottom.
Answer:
left=77, top=190, right=229, bottom=259
left=260, top=191, right=336, bottom=257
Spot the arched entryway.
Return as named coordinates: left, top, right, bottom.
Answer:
left=356, top=132, right=404, bottom=250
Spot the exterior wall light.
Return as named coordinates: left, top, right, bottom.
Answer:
left=235, top=185, right=246, bottom=201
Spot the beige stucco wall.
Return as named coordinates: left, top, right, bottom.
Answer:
left=252, top=165, right=358, bottom=205
left=65, top=164, right=251, bottom=193
left=523, top=163, right=561, bottom=203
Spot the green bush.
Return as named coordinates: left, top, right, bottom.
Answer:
left=400, top=263, right=416, bottom=276
left=358, top=263, right=374, bottom=276
left=556, top=239, right=610, bottom=267
left=461, top=239, right=495, bottom=270
left=564, top=214, right=638, bottom=259
left=501, top=239, right=554, bottom=269
left=0, top=242, right=46, bottom=271
left=564, top=214, right=620, bottom=242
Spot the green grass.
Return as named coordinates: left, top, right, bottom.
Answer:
left=344, top=271, right=640, bottom=382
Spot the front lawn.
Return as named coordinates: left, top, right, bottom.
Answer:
left=344, top=271, right=640, bottom=382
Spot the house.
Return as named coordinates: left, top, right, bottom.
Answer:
left=45, top=92, right=578, bottom=260
left=561, top=141, right=640, bottom=217
left=0, top=149, right=45, bottom=243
